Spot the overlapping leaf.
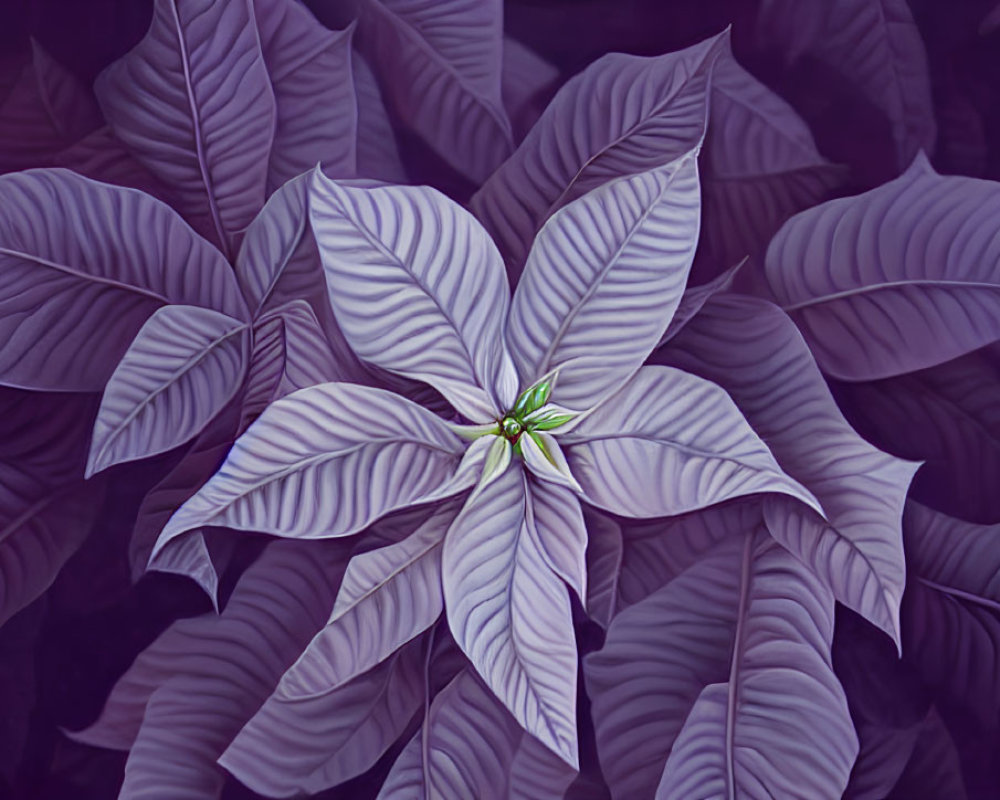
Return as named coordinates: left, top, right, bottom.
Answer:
left=902, top=503, right=1000, bottom=726
left=507, top=155, right=702, bottom=410
left=765, top=154, right=1000, bottom=380
left=657, top=294, right=917, bottom=646
left=379, top=667, right=576, bottom=800
left=563, top=366, right=821, bottom=519
left=586, top=532, right=856, bottom=799
left=356, top=0, right=512, bottom=183
left=68, top=539, right=349, bottom=798
left=220, top=638, right=425, bottom=797
left=87, top=305, right=249, bottom=477
left=152, top=383, right=473, bottom=579
left=274, top=501, right=459, bottom=698
left=0, top=169, right=245, bottom=392
left=442, top=463, right=579, bottom=767
left=309, top=172, right=518, bottom=421
left=471, top=32, right=725, bottom=276
left=253, top=0, right=357, bottom=189
left=96, top=0, right=276, bottom=255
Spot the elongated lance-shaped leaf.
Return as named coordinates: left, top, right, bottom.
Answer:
left=352, top=50, right=407, bottom=182
left=87, top=305, right=249, bottom=477
left=586, top=531, right=856, bottom=799
left=656, top=294, right=916, bottom=649
left=508, top=154, right=702, bottom=412
left=253, top=0, right=358, bottom=190
left=471, top=31, right=726, bottom=277
left=309, top=171, right=518, bottom=421
left=275, top=501, right=460, bottom=699
left=524, top=476, right=587, bottom=603
left=0, top=169, right=245, bottom=392
left=355, top=0, right=512, bottom=183
left=442, top=462, right=579, bottom=767
left=95, top=0, right=276, bottom=255
left=521, top=430, right=582, bottom=493
left=765, top=153, right=1000, bottom=381
left=379, top=668, right=576, bottom=799
left=501, top=36, right=560, bottom=143
left=220, top=637, right=426, bottom=796
left=151, top=383, right=475, bottom=595
left=562, top=366, right=822, bottom=520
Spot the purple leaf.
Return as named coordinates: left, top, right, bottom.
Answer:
left=470, top=32, right=725, bottom=277
left=0, top=40, right=101, bottom=172
left=69, top=539, right=348, bottom=798
left=765, top=153, right=1000, bottom=380
left=563, top=366, right=821, bottom=519
left=96, top=0, right=276, bottom=255
left=902, top=502, right=1000, bottom=725
left=127, top=400, right=242, bottom=581
left=379, top=668, right=576, bottom=800
left=657, top=294, right=917, bottom=647
left=501, top=37, right=559, bottom=143
left=309, top=172, right=518, bottom=421
left=0, top=169, right=245, bottom=392
left=50, top=125, right=179, bottom=206
left=812, top=0, right=935, bottom=169
left=582, top=509, right=623, bottom=628
left=253, top=0, right=357, bottom=188
left=352, top=51, right=407, bottom=183
left=887, top=708, right=967, bottom=799
left=586, top=532, right=856, bottom=799
left=521, top=431, right=582, bottom=493
left=658, top=260, right=743, bottom=347
left=613, top=499, right=763, bottom=614
left=220, top=638, right=425, bottom=796
left=507, top=154, right=702, bottom=411
left=276, top=501, right=459, bottom=696
left=242, top=300, right=342, bottom=428
left=525, top=477, right=587, bottom=603
left=87, top=305, right=250, bottom=477
left=442, top=463, right=579, bottom=767
left=829, top=348, right=1000, bottom=524
left=753, top=0, right=831, bottom=64
left=696, top=52, right=846, bottom=282
left=152, top=383, right=474, bottom=587
left=356, top=0, right=512, bottom=183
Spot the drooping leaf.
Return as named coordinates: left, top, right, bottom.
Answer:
left=87, top=305, right=249, bottom=477
left=68, top=538, right=349, bottom=798
left=0, top=169, right=245, bottom=392
left=0, top=40, right=101, bottom=172
left=356, top=0, right=512, bottom=183
left=902, top=502, right=1000, bottom=726
left=152, top=383, right=473, bottom=584
left=95, top=0, right=276, bottom=254
left=379, top=667, right=576, bottom=800
left=507, top=155, right=702, bottom=411
left=442, top=463, right=579, bottom=767
left=586, top=532, right=856, bottom=799
left=501, top=37, right=559, bottom=143
left=563, top=366, right=821, bottom=519
left=253, top=0, right=357, bottom=189
left=657, top=294, right=916, bottom=647
left=696, top=52, right=846, bottom=282
left=829, top=348, right=1000, bottom=523
left=309, top=172, right=518, bottom=421
left=220, top=637, right=425, bottom=797
left=242, top=300, right=342, bottom=428
left=811, top=0, right=935, bottom=169
left=275, top=501, right=460, bottom=697
left=471, top=32, right=726, bottom=277
left=764, top=154, right=1000, bottom=380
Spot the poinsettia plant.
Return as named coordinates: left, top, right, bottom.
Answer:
left=2, top=0, right=1000, bottom=796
